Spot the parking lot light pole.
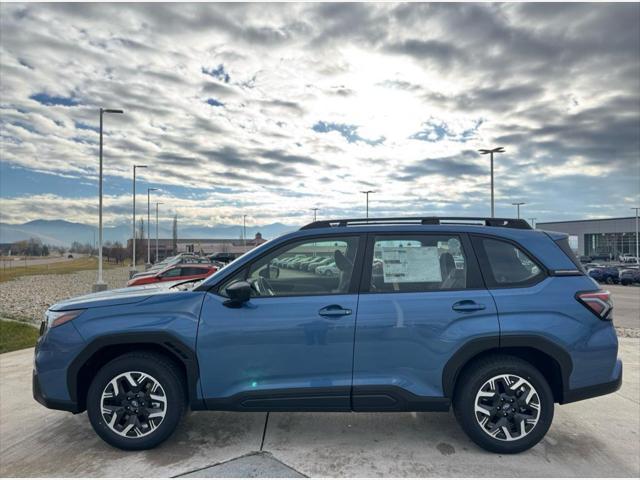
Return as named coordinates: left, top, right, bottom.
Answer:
left=243, top=215, right=247, bottom=247
left=147, top=188, right=158, bottom=264
left=511, top=202, right=526, bottom=219
left=93, top=108, right=123, bottom=293
left=311, top=208, right=319, bottom=221
left=361, top=190, right=374, bottom=218
left=131, top=165, right=147, bottom=277
left=632, top=207, right=640, bottom=265
left=478, top=147, right=505, bottom=218
left=155, top=202, right=163, bottom=263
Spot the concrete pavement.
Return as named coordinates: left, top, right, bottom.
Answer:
left=1, top=339, right=638, bottom=477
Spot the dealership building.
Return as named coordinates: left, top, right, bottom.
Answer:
left=126, top=232, right=267, bottom=261
left=536, top=216, right=638, bottom=259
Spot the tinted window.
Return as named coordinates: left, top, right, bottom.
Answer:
left=181, top=267, right=206, bottom=276
left=223, top=236, right=360, bottom=298
left=369, top=235, right=469, bottom=292
left=477, top=237, right=544, bottom=287
left=162, top=268, right=181, bottom=278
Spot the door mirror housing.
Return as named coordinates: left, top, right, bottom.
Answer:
left=224, top=281, right=252, bottom=308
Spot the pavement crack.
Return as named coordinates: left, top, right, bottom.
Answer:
left=260, top=411, right=270, bottom=451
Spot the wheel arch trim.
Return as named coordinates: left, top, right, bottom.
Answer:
left=442, top=334, right=573, bottom=402
left=67, top=332, right=203, bottom=411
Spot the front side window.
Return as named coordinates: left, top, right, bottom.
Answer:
left=475, top=237, right=544, bottom=287
left=369, top=235, right=469, bottom=292
left=221, top=236, right=360, bottom=298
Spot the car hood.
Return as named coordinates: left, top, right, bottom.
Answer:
left=50, top=281, right=185, bottom=311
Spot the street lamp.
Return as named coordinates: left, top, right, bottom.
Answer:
left=311, top=208, right=319, bottom=222
left=360, top=190, right=375, bottom=218
left=147, top=188, right=158, bottom=264
left=93, top=107, right=123, bottom=293
left=632, top=207, right=640, bottom=265
left=529, top=217, right=537, bottom=229
left=478, top=147, right=505, bottom=217
left=155, top=202, right=164, bottom=263
left=511, top=202, right=526, bottom=219
left=243, top=215, right=247, bottom=247
left=131, top=164, right=147, bottom=276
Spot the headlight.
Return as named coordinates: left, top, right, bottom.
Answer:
left=44, top=309, right=85, bottom=331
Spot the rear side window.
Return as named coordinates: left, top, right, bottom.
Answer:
left=181, top=267, right=206, bottom=276
left=473, top=237, right=545, bottom=288
left=367, top=234, right=478, bottom=292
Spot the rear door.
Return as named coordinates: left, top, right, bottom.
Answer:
left=352, top=232, right=499, bottom=409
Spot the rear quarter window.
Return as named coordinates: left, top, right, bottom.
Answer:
left=472, top=236, right=546, bottom=288
left=553, top=236, right=586, bottom=273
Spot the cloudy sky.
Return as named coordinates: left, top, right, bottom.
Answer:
left=1, top=2, right=639, bottom=229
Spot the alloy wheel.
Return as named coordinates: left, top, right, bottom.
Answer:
left=100, top=371, right=167, bottom=438
left=474, top=374, right=540, bottom=441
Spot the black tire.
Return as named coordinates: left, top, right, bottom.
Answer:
left=86, top=351, right=186, bottom=450
left=453, top=354, right=554, bottom=454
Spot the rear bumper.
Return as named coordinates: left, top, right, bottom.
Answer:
left=32, top=369, right=80, bottom=413
left=562, top=359, right=623, bottom=404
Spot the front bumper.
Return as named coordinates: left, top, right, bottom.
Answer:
left=562, top=359, right=623, bottom=404
left=32, top=369, right=80, bottom=413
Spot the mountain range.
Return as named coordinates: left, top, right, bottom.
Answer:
left=0, top=219, right=298, bottom=247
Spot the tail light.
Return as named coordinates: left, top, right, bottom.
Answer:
left=576, top=291, right=613, bottom=320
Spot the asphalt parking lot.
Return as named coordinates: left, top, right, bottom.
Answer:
left=609, top=284, right=640, bottom=330
left=1, top=338, right=638, bottom=478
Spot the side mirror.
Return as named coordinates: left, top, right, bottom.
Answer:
left=224, top=281, right=252, bottom=308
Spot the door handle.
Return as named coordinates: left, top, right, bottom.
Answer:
left=318, top=305, right=353, bottom=317
left=452, top=300, right=486, bottom=312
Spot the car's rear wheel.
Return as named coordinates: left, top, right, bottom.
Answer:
left=453, top=354, right=554, bottom=454
left=86, top=351, right=186, bottom=450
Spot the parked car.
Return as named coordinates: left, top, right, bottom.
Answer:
left=304, top=257, right=333, bottom=272
left=316, top=262, right=339, bottom=276
left=208, top=252, right=240, bottom=264
left=619, top=268, right=640, bottom=285
left=34, top=216, right=620, bottom=454
left=619, top=253, right=639, bottom=263
left=127, top=264, right=218, bottom=286
left=289, top=256, right=314, bottom=270
left=587, top=266, right=619, bottom=285
left=578, top=255, right=592, bottom=263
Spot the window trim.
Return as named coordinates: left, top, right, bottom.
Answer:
left=215, top=234, right=367, bottom=299
left=358, top=232, right=485, bottom=294
left=470, top=234, right=548, bottom=289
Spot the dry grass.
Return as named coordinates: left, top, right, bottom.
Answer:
left=0, top=257, right=120, bottom=283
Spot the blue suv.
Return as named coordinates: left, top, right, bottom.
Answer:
left=33, top=217, right=622, bottom=454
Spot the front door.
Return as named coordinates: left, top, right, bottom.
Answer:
left=352, top=232, right=499, bottom=410
left=197, top=235, right=364, bottom=410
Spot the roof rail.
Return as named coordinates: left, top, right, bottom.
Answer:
left=299, top=216, right=532, bottom=230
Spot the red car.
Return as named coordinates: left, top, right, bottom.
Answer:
left=127, top=263, right=218, bottom=286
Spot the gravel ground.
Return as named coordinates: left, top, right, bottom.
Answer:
left=0, top=267, right=129, bottom=325
left=1, top=266, right=637, bottom=339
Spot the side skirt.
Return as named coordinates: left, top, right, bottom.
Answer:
left=198, top=386, right=450, bottom=412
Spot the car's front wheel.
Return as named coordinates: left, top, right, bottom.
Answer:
left=453, top=354, right=554, bottom=454
left=86, top=351, right=186, bottom=450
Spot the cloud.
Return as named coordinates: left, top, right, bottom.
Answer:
left=0, top=2, right=638, bottom=227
